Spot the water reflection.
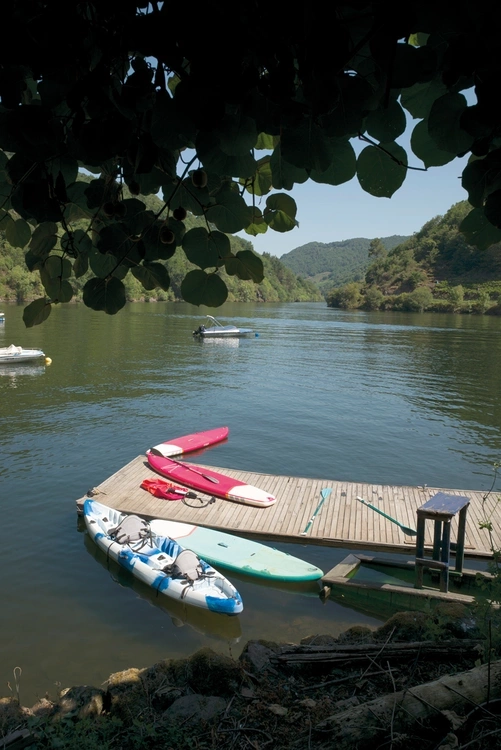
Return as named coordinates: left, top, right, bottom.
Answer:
left=83, top=531, right=243, bottom=645
left=0, top=363, right=46, bottom=385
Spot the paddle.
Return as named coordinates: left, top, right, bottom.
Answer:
left=301, top=488, right=332, bottom=535
left=356, top=496, right=417, bottom=536
left=166, top=456, right=220, bottom=484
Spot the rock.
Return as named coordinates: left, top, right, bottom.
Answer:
left=375, top=611, right=430, bottom=641
left=164, top=694, right=226, bottom=724
left=53, top=686, right=105, bottom=720
left=239, top=640, right=284, bottom=674
left=336, top=626, right=374, bottom=644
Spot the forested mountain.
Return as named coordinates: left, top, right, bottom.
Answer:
left=326, top=202, right=501, bottom=314
left=280, top=235, right=409, bottom=293
left=0, top=184, right=322, bottom=306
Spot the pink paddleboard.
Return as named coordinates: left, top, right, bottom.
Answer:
left=148, top=426, right=229, bottom=458
left=147, top=453, right=276, bottom=508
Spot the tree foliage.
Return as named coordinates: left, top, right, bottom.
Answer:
left=1, top=2, right=501, bottom=325
left=326, top=201, right=501, bottom=312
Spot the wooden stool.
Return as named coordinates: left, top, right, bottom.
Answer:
left=415, top=492, right=470, bottom=593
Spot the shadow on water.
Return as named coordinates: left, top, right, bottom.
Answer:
left=82, top=530, right=243, bottom=646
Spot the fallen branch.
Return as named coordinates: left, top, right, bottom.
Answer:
left=315, top=659, right=501, bottom=750
left=271, top=640, right=482, bottom=666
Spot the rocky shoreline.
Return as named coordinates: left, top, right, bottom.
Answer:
left=2, top=609, right=500, bottom=750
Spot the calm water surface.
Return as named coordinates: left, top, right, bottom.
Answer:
left=1, top=301, right=500, bottom=704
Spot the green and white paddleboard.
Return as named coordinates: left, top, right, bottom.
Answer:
left=149, top=519, right=324, bottom=581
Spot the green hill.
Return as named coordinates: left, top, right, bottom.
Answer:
left=326, top=201, right=501, bottom=314
left=280, top=235, right=409, bottom=293
left=0, top=181, right=322, bottom=306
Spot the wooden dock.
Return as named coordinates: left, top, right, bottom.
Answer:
left=75, top=455, right=500, bottom=559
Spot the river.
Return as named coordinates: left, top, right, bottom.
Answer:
left=1, top=301, right=500, bottom=705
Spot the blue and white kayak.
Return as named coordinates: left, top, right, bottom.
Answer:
left=149, top=519, right=324, bottom=581
left=83, top=499, right=243, bottom=615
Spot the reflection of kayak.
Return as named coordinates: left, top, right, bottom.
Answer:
left=147, top=453, right=276, bottom=508
left=149, top=519, right=324, bottom=581
left=84, top=499, right=243, bottom=614
left=82, top=532, right=242, bottom=644
left=148, top=427, right=229, bottom=458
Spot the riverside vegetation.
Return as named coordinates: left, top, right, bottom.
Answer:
left=325, top=202, right=501, bottom=314
left=0, top=184, right=322, bottom=307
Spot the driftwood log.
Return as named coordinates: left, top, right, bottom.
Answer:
left=271, top=639, right=483, bottom=667
left=314, top=659, right=501, bottom=750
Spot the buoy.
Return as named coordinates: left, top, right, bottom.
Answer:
left=45, top=357, right=52, bottom=365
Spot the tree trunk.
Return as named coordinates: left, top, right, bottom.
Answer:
left=315, top=659, right=501, bottom=750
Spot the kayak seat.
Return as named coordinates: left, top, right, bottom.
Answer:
left=162, top=549, right=214, bottom=597
left=109, top=515, right=150, bottom=545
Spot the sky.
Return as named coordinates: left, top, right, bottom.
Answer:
left=241, top=150, right=470, bottom=259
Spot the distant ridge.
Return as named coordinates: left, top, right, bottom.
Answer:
left=280, top=235, right=410, bottom=293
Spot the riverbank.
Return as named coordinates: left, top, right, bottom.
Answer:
left=2, top=609, right=499, bottom=750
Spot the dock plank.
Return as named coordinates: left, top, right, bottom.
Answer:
left=76, top=456, right=500, bottom=557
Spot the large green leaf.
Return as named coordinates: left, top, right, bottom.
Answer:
left=182, top=227, right=220, bottom=268
left=61, top=228, right=92, bottom=258
left=73, top=253, right=89, bottom=278
left=43, top=277, right=74, bottom=303
left=410, top=120, right=456, bottom=167
left=281, top=120, right=332, bottom=172
left=132, top=262, right=171, bottom=291
left=181, top=270, right=228, bottom=307
left=5, top=217, right=31, bottom=248
left=428, top=93, right=474, bottom=155
left=270, top=147, right=308, bottom=190
left=243, top=156, right=273, bottom=196
left=97, top=224, right=135, bottom=259
left=263, top=193, right=298, bottom=232
left=162, top=177, right=211, bottom=215
left=255, top=133, right=279, bottom=150
left=243, top=207, right=268, bottom=236
left=224, top=250, right=264, bottom=282
left=206, top=191, right=250, bottom=233
left=459, top=207, right=501, bottom=250
left=196, top=131, right=257, bottom=177
left=44, top=255, right=72, bottom=279
left=82, top=277, right=127, bottom=314
left=217, top=114, right=257, bottom=156
left=29, top=222, right=58, bottom=256
left=64, top=182, right=94, bottom=221
left=484, top=190, right=501, bottom=230
left=400, top=79, right=448, bottom=119
left=89, top=249, right=119, bottom=278
left=22, top=298, right=52, bottom=328
left=461, top=154, right=501, bottom=208
left=365, top=100, right=407, bottom=143
left=310, top=139, right=357, bottom=186
left=357, top=142, right=408, bottom=197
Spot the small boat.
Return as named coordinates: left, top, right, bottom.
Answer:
left=193, top=315, right=255, bottom=338
left=148, top=426, right=229, bottom=458
left=148, top=518, right=324, bottom=581
left=83, top=532, right=242, bottom=643
left=83, top=499, right=243, bottom=614
left=0, top=345, right=47, bottom=364
left=147, top=452, right=276, bottom=507
left=0, top=312, right=4, bottom=323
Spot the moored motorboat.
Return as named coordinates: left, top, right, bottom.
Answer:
left=0, top=345, right=48, bottom=364
left=83, top=499, right=243, bottom=614
left=193, top=315, right=255, bottom=338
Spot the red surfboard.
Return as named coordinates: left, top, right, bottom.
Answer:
left=147, top=426, right=229, bottom=458
left=147, top=453, right=276, bottom=508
